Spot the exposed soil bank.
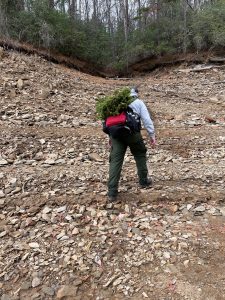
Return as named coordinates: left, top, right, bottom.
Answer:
left=1, top=38, right=225, bottom=77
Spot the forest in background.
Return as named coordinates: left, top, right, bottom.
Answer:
left=0, top=0, right=225, bottom=72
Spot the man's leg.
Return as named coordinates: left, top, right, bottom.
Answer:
left=108, top=137, right=127, bottom=198
left=129, top=133, right=149, bottom=186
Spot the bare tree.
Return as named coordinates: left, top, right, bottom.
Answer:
left=49, top=0, right=55, bottom=9
left=0, top=2, right=8, bottom=37
left=68, top=0, right=78, bottom=18
left=123, top=0, right=129, bottom=41
left=182, top=0, right=188, bottom=54
left=60, top=0, right=67, bottom=13
left=92, top=0, right=98, bottom=20
left=83, top=0, right=90, bottom=20
left=136, top=0, right=142, bottom=29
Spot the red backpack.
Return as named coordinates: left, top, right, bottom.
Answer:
left=103, top=108, right=141, bottom=138
left=105, top=112, right=126, bottom=127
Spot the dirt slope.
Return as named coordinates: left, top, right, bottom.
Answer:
left=0, top=48, right=225, bottom=300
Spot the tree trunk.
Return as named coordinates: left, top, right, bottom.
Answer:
left=69, top=0, right=77, bottom=19
left=123, top=0, right=129, bottom=42
left=79, top=0, right=82, bottom=18
left=60, top=0, right=66, bottom=13
left=92, top=0, right=98, bottom=20
left=123, top=0, right=129, bottom=72
left=0, top=2, right=8, bottom=36
left=105, top=0, right=111, bottom=33
left=136, top=0, right=142, bottom=30
left=183, top=0, right=188, bottom=54
left=49, top=0, right=54, bottom=9
left=84, top=0, right=90, bottom=21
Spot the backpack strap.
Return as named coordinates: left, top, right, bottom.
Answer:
left=125, top=107, right=141, bottom=132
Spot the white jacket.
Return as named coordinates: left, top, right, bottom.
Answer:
left=129, top=98, right=155, bottom=138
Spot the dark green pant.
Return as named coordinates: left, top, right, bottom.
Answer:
left=108, top=132, right=148, bottom=197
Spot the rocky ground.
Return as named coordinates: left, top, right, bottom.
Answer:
left=0, top=47, right=225, bottom=300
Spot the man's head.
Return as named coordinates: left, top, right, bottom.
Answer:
left=130, top=87, right=139, bottom=98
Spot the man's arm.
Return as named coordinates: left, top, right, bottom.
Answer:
left=139, top=101, right=155, bottom=137
left=139, top=102, right=156, bottom=147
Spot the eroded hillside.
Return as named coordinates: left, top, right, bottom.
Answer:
left=0, top=48, right=225, bottom=300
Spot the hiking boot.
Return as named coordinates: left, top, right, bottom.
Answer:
left=108, top=195, right=118, bottom=202
left=140, top=178, right=153, bottom=189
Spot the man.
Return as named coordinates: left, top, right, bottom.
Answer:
left=108, top=87, right=156, bottom=202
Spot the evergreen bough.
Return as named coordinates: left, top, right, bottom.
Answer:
left=96, top=88, right=132, bottom=120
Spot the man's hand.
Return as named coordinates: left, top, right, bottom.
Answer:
left=150, top=136, right=156, bottom=148
left=108, top=138, right=112, bottom=148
